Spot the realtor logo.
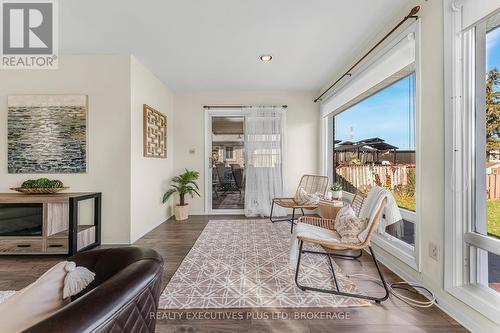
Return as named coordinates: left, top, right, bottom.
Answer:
left=1, top=0, right=58, bottom=69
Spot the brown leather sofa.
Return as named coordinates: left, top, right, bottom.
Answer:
left=23, top=247, right=164, bottom=333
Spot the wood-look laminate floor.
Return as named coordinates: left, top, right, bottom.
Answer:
left=0, top=215, right=467, bottom=333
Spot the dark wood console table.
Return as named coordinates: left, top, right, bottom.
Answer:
left=0, top=192, right=101, bottom=256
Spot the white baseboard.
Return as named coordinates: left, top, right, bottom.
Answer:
left=130, top=215, right=172, bottom=244
left=373, top=249, right=482, bottom=332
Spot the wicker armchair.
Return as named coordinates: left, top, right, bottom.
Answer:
left=270, top=174, right=329, bottom=233
left=351, top=191, right=366, bottom=217
left=293, top=197, right=389, bottom=303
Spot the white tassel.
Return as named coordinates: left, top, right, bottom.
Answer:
left=63, top=261, right=95, bottom=299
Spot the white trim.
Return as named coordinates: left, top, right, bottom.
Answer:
left=413, top=18, right=423, bottom=273
left=204, top=110, right=211, bottom=214
left=320, top=21, right=418, bottom=117
left=447, top=284, right=500, bottom=324
left=129, top=216, right=172, bottom=244
left=465, top=233, right=500, bottom=256
left=372, top=248, right=482, bottom=333
left=461, top=0, right=500, bottom=31
left=321, top=21, right=421, bottom=272
left=444, top=0, right=500, bottom=325
left=444, top=0, right=466, bottom=291
left=319, top=115, right=332, bottom=177
left=281, top=109, right=288, bottom=195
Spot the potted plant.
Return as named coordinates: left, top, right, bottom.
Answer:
left=330, top=182, right=343, bottom=200
left=162, top=169, right=200, bottom=221
left=10, top=178, right=68, bottom=194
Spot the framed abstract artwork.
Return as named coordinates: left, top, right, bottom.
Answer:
left=143, top=104, right=167, bottom=158
left=8, top=95, right=88, bottom=174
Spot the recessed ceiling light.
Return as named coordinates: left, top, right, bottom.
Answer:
left=259, top=54, right=273, bottom=63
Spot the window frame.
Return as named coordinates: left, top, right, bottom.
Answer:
left=444, top=3, right=500, bottom=324
left=320, top=21, right=422, bottom=271
left=225, top=146, right=234, bottom=160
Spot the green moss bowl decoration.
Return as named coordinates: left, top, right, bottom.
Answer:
left=10, top=178, right=68, bottom=194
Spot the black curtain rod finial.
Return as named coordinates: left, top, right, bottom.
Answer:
left=314, top=6, right=420, bottom=103
left=408, top=6, right=420, bottom=17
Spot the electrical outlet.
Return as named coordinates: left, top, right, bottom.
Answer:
left=429, top=242, right=439, bottom=261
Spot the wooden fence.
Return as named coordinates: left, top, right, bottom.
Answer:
left=335, top=165, right=411, bottom=190
left=337, top=166, right=500, bottom=199
left=488, top=174, right=500, bottom=199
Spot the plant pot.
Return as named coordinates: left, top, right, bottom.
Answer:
left=174, top=204, right=189, bottom=221
left=331, top=190, right=343, bottom=200
left=325, top=191, right=333, bottom=200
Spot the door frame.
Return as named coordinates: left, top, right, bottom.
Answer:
left=204, top=108, right=245, bottom=215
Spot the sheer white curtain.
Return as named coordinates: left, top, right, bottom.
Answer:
left=244, top=107, right=286, bottom=217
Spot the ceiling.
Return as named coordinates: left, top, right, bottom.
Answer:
left=60, top=0, right=412, bottom=92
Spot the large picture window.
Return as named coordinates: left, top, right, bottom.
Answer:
left=330, top=73, right=416, bottom=246
left=321, top=21, right=420, bottom=269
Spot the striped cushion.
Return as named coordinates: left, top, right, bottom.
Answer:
left=295, top=187, right=320, bottom=206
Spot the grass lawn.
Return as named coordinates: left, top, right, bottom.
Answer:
left=391, top=197, right=500, bottom=238
left=487, top=199, right=500, bottom=238
left=395, top=195, right=416, bottom=212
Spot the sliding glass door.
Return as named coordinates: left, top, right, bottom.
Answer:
left=205, top=110, right=245, bottom=213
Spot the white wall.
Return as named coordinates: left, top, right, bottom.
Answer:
left=173, top=91, right=319, bottom=214
left=130, top=56, right=175, bottom=242
left=318, top=0, right=498, bottom=330
left=0, top=55, right=132, bottom=244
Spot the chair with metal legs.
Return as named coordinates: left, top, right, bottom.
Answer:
left=293, top=197, right=390, bottom=303
left=270, top=175, right=329, bottom=233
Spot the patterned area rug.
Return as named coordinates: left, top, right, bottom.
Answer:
left=159, top=219, right=369, bottom=309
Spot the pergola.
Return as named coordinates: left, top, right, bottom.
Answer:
left=334, top=137, right=399, bottom=164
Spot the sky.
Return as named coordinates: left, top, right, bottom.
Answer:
left=335, top=26, right=500, bottom=151
left=335, top=74, right=416, bottom=150
left=487, top=26, right=500, bottom=72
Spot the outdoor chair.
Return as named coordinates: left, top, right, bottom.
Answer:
left=351, top=191, right=366, bottom=217
left=231, top=165, right=244, bottom=196
left=215, top=162, right=235, bottom=194
left=270, top=174, right=329, bottom=233
left=293, top=196, right=389, bottom=303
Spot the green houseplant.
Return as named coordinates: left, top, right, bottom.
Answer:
left=162, top=169, right=200, bottom=221
left=330, top=182, right=343, bottom=200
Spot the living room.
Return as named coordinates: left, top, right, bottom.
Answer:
left=0, top=1, right=499, bottom=332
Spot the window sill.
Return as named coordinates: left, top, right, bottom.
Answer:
left=372, top=233, right=419, bottom=271
left=447, top=284, right=500, bottom=325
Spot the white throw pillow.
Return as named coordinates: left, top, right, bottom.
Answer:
left=335, top=206, right=367, bottom=243
left=295, top=187, right=320, bottom=205
left=0, top=262, right=70, bottom=333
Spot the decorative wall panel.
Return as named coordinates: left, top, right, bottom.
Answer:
left=143, top=104, right=167, bottom=158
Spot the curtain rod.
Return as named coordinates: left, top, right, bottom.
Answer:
left=203, top=105, right=287, bottom=109
left=314, top=5, right=420, bottom=103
